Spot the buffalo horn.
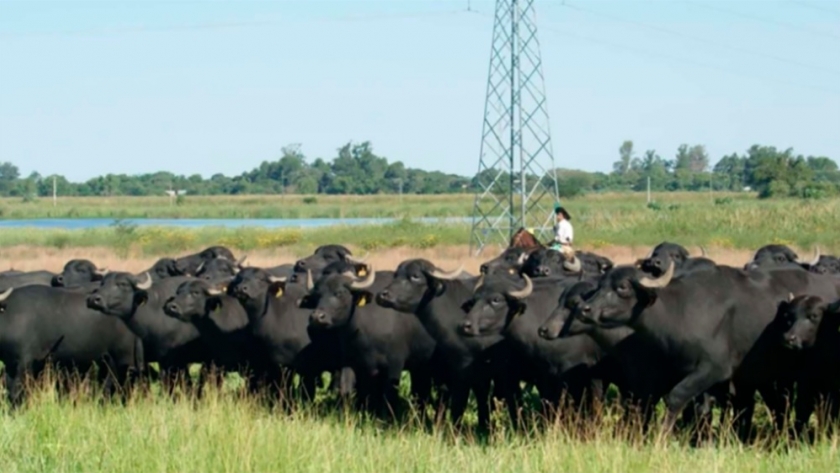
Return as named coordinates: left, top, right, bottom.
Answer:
left=236, top=255, right=248, bottom=268
left=473, top=275, right=485, bottom=293
left=699, top=246, right=707, bottom=257
left=134, top=272, right=153, bottom=290
left=206, top=287, right=224, bottom=296
left=0, top=287, right=13, bottom=302
left=563, top=255, right=582, bottom=273
left=506, top=274, right=533, bottom=299
left=306, top=269, right=315, bottom=292
left=194, top=261, right=205, bottom=275
left=638, top=261, right=674, bottom=289
left=349, top=265, right=376, bottom=290
left=429, top=265, right=464, bottom=280
left=94, top=267, right=109, bottom=276
left=268, top=275, right=287, bottom=284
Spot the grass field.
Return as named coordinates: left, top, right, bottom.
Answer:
left=0, top=192, right=838, bottom=255
left=2, top=377, right=839, bottom=473
left=0, top=194, right=837, bottom=472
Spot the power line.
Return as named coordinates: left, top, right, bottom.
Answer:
left=506, top=11, right=840, bottom=96
left=554, top=2, right=840, bottom=77
left=684, top=1, right=840, bottom=42
left=0, top=9, right=467, bottom=39
left=788, top=1, right=840, bottom=17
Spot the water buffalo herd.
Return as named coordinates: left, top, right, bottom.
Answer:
left=1, top=240, right=839, bottom=442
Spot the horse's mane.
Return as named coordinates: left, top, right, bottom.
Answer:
left=509, top=227, right=546, bottom=250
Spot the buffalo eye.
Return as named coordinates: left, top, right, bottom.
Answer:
left=491, top=296, right=503, bottom=305
left=409, top=274, right=422, bottom=283
left=807, top=313, right=819, bottom=323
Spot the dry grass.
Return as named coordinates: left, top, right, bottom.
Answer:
left=0, top=245, right=769, bottom=274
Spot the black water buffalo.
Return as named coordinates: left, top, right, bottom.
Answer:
left=51, top=259, right=109, bottom=288
left=300, top=267, right=437, bottom=417
left=462, top=273, right=608, bottom=413
left=809, top=255, right=840, bottom=276
left=293, top=244, right=367, bottom=277
left=539, top=280, right=696, bottom=430
left=0, top=285, right=141, bottom=406
left=148, top=258, right=183, bottom=281
left=637, top=242, right=716, bottom=278
left=481, top=247, right=611, bottom=278
left=479, top=247, right=530, bottom=275
left=520, top=248, right=588, bottom=279
left=375, top=258, right=517, bottom=433
left=571, top=261, right=840, bottom=440
left=227, top=267, right=340, bottom=400
left=0, top=270, right=56, bottom=289
left=744, top=244, right=820, bottom=271
left=175, top=246, right=236, bottom=276
left=162, top=279, right=261, bottom=389
left=194, top=256, right=247, bottom=282
left=777, top=295, right=840, bottom=433
left=86, top=273, right=208, bottom=392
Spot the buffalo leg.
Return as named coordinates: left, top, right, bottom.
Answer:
left=662, top=365, right=727, bottom=435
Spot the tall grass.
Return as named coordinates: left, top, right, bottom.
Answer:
left=2, top=377, right=839, bottom=473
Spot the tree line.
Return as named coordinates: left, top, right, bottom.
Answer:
left=0, top=140, right=836, bottom=199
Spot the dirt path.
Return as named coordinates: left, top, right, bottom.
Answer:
left=0, top=244, right=780, bottom=274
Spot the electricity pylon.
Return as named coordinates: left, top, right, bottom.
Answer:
left=469, top=0, right=559, bottom=256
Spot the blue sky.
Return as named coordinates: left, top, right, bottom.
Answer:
left=1, top=0, right=838, bottom=182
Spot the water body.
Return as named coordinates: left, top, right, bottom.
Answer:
left=0, top=217, right=471, bottom=230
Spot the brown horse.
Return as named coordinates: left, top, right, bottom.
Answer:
left=509, top=227, right=546, bottom=250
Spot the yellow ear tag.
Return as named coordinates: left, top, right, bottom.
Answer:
left=222, top=286, right=227, bottom=293
left=357, top=297, right=367, bottom=307
left=508, top=268, right=515, bottom=274
left=358, top=268, right=367, bottom=276
left=275, top=288, right=284, bottom=298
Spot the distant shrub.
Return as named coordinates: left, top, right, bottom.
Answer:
left=302, top=196, right=318, bottom=205
left=714, top=197, right=733, bottom=206
left=646, top=202, right=662, bottom=211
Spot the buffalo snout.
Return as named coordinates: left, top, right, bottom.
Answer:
left=783, top=333, right=803, bottom=350
left=459, top=319, right=479, bottom=337
left=164, top=301, right=181, bottom=317
left=309, top=310, right=329, bottom=327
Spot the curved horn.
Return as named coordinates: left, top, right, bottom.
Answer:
left=306, top=269, right=314, bottom=292
left=0, top=287, right=13, bottom=302
left=473, top=275, right=485, bottom=293
left=194, top=261, right=205, bottom=275
left=506, top=274, right=533, bottom=300
left=349, top=265, right=376, bottom=290
left=216, top=255, right=230, bottom=261
left=134, top=272, right=153, bottom=291
left=429, top=265, right=464, bottom=280
left=699, top=246, right=707, bottom=257
left=94, top=267, right=109, bottom=276
left=268, top=275, right=287, bottom=284
left=206, top=287, right=224, bottom=296
left=563, top=255, right=582, bottom=273
left=638, top=261, right=675, bottom=289
left=236, top=255, right=248, bottom=268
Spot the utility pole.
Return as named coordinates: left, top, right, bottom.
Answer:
left=647, top=176, right=651, bottom=204
left=469, top=0, right=559, bottom=255
left=52, top=175, right=57, bottom=207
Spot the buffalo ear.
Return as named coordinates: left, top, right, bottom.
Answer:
left=355, top=291, right=373, bottom=307
left=133, top=291, right=149, bottom=308
left=207, top=297, right=223, bottom=314
left=354, top=263, right=369, bottom=277
left=512, top=301, right=527, bottom=318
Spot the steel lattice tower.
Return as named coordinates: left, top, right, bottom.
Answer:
left=469, top=0, right=559, bottom=255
